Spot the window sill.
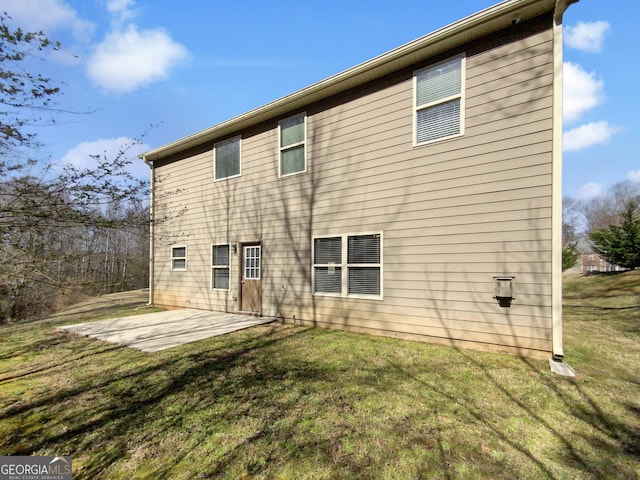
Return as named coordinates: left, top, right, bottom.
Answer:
left=312, top=292, right=383, bottom=301
left=413, top=131, right=464, bottom=148
left=279, top=169, right=307, bottom=179
left=214, top=173, right=241, bottom=182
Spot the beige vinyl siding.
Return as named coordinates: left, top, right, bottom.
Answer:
left=152, top=21, right=555, bottom=356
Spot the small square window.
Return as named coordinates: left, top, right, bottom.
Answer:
left=171, top=246, right=187, bottom=271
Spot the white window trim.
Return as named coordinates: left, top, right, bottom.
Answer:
left=213, top=135, right=242, bottom=181
left=413, top=54, right=466, bottom=147
left=211, top=243, right=231, bottom=291
left=171, top=245, right=187, bottom=272
left=311, top=235, right=343, bottom=298
left=312, top=231, right=383, bottom=300
left=278, top=112, right=307, bottom=178
left=243, top=245, right=261, bottom=280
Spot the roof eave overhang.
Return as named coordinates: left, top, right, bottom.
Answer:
left=142, top=0, right=558, bottom=162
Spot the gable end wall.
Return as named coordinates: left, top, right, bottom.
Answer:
left=152, top=15, right=555, bottom=358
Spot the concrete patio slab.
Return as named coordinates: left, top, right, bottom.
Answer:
left=59, top=309, right=275, bottom=352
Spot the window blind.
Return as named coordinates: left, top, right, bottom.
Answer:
left=314, top=237, right=342, bottom=293
left=348, top=267, right=380, bottom=296
left=212, top=245, right=229, bottom=266
left=213, top=268, right=229, bottom=289
left=415, top=55, right=463, bottom=144
left=416, top=57, right=462, bottom=106
left=416, top=99, right=461, bottom=144
left=315, top=267, right=342, bottom=293
left=281, top=145, right=305, bottom=176
left=347, top=234, right=380, bottom=295
left=280, top=115, right=304, bottom=146
left=348, top=234, right=380, bottom=264
left=315, top=237, right=341, bottom=264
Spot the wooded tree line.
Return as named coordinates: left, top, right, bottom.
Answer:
left=0, top=180, right=149, bottom=321
left=563, top=180, right=640, bottom=271
left=0, top=16, right=149, bottom=322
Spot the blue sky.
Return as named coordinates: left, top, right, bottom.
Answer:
left=1, top=0, right=636, bottom=200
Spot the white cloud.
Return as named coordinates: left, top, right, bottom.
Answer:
left=105, top=0, right=138, bottom=26
left=106, top=0, right=136, bottom=14
left=565, top=21, right=610, bottom=53
left=61, top=137, right=150, bottom=179
left=627, top=170, right=640, bottom=183
left=0, top=0, right=95, bottom=42
left=563, top=121, right=618, bottom=152
left=2, top=0, right=188, bottom=93
left=578, top=182, right=604, bottom=200
left=563, top=62, right=604, bottom=125
left=87, top=25, right=189, bottom=93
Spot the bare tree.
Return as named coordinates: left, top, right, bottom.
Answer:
left=581, top=181, right=640, bottom=234
left=0, top=15, right=152, bottom=321
left=0, top=14, right=61, bottom=174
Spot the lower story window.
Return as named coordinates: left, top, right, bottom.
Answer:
left=212, top=244, right=230, bottom=289
left=313, top=232, right=382, bottom=298
left=171, top=246, right=187, bottom=271
left=314, top=236, right=342, bottom=294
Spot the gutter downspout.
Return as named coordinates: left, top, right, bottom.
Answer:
left=550, top=0, right=578, bottom=375
left=142, top=154, right=155, bottom=307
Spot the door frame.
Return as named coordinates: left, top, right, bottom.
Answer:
left=239, top=241, right=262, bottom=315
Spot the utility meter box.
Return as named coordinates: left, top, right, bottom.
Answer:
left=493, top=276, right=515, bottom=307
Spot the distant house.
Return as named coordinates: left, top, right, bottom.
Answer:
left=141, top=0, right=578, bottom=359
left=576, top=241, right=625, bottom=273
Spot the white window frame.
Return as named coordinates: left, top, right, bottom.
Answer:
left=243, top=245, right=261, bottom=280
left=213, top=135, right=242, bottom=181
left=211, top=244, right=231, bottom=290
left=312, top=236, right=343, bottom=297
left=171, top=245, right=187, bottom=272
left=413, top=54, right=465, bottom=147
left=312, top=231, right=383, bottom=300
left=278, top=112, right=307, bottom=177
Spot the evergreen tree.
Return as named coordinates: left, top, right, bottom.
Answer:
left=562, top=243, right=580, bottom=271
left=589, top=200, right=640, bottom=270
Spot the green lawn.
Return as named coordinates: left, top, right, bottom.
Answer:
left=1, top=274, right=639, bottom=479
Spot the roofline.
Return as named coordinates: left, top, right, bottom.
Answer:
left=141, top=0, right=562, bottom=162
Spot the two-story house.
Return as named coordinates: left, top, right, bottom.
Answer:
left=141, top=0, right=578, bottom=359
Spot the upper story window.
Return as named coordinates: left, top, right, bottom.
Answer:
left=171, top=246, right=187, bottom=271
left=414, top=54, right=465, bottom=145
left=279, top=113, right=306, bottom=177
left=214, top=136, right=241, bottom=180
